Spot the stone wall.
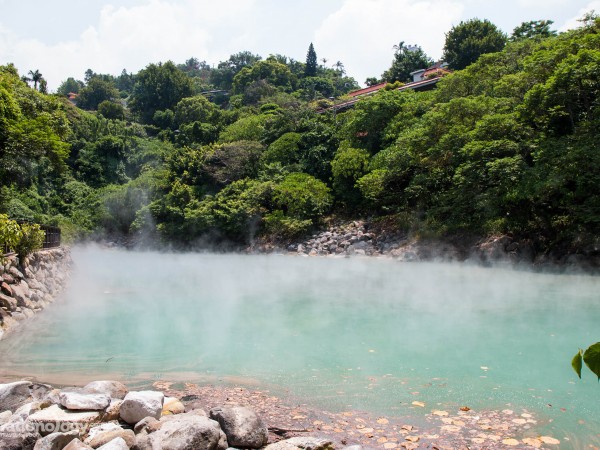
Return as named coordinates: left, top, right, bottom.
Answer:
left=0, top=247, right=72, bottom=340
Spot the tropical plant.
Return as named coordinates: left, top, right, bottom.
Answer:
left=572, top=343, right=600, bottom=381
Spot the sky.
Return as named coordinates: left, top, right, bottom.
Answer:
left=0, top=0, right=598, bottom=91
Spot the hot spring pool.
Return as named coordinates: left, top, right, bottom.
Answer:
left=0, top=246, right=599, bottom=445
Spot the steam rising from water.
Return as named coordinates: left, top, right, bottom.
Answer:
left=1, top=246, right=599, bottom=440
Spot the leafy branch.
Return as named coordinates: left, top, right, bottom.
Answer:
left=572, top=342, right=600, bottom=381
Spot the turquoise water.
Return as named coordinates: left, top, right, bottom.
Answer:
left=1, top=247, right=599, bottom=445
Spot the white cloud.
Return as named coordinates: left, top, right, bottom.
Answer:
left=0, top=0, right=256, bottom=91
left=517, top=0, right=568, bottom=6
left=560, top=1, right=600, bottom=31
left=314, top=0, right=463, bottom=85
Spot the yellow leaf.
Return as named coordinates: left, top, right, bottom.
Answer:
left=502, top=438, right=520, bottom=446
left=411, top=401, right=425, bottom=407
left=540, top=436, right=560, bottom=445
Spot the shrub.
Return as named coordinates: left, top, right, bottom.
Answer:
left=15, top=223, right=44, bottom=259
left=0, top=214, right=22, bottom=253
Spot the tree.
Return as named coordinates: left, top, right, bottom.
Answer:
left=382, top=42, right=434, bottom=83
left=305, top=43, right=317, bottom=77
left=511, top=20, right=556, bottom=41
left=443, top=18, right=507, bottom=70
left=97, top=100, right=125, bottom=120
left=76, top=78, right=120, bottom=110
left=365, top=77, right=380, bottom=87
left=57, top=77, right=84, bottom=96
left=28, top=69, right=43, bottom=90
left=129, top=61, right=194, bottom=123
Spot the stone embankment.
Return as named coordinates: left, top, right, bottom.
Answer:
left=0, top=380, right=335, bottom=450
left=0, top=247, right=72, bottom=340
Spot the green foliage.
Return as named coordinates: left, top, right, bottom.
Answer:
left=263, top=210, right=312, bottom=239
left=443, top=18, right=508, bottom=70
left=97, top=101, right=125, bottom=120
left=272, top=172, right=332, bottom=220
left=130, top=61, right=194, bottom=123
left=14, top=223, right=44, bottom=259
left=511, top=20, right=556, bottom=41
left=382, top=42, right=434, bottom=83
left=76, top=78, right=120, bottom=110
left=174, top=95, right=219, bottom=127
left=232, top=60, right=296, bottom=96
left=572, top=343, right=600, bottom=381
left=57, top=77, right=84, bottom=96
left=219, top=115, right=267, bottom=142
left=262, top=132, right=302, bottom=166
left=305, top=43, right=317, bottom=77
left=0, top=214, right=22, bottom=252
left=331, top=144, right=370, bottom=206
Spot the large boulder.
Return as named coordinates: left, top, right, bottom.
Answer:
left=33, top=430, right=79, bottom=450
left=145, top=414, right=227, bottom=450
left=83, top=381, right=128, bottom=400
left=119, top=391, right=164, bottom=424
left=209, top=406, right=268, bottom=448
left=11, top=281, right=31, bottom=307
left=26, top=404, right=102, bottom=437
left=59, top=392, right=111, bottom=411
left=0, top=293, right=17, bottom=311
left=0, top=381, right=32, bottom=412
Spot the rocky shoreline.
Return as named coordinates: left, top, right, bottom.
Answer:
left=0, top=379, right=564, bottom=450
left=0, top=248, right=72, bottom=340
left=249, top=220, right=600, bottom=271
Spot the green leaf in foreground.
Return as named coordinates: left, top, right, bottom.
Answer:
left=572, top=349, right=583, bottom=379
left=583, top=342, right=600, bottom=381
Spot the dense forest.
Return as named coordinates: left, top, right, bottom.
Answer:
left=1, top=16, right=599, bottom=257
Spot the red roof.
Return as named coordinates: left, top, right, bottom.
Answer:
left=348, top=82, right=388, bottom=98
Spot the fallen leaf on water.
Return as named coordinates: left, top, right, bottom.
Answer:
left=440, top=425, right=461, bottom=433
left=411, top=401, right=425, bottom=407
left=502, top=409, right=514, bottom=415
left=480, top=366, right=489, bottom=370
left=512, top=418, right=527, bottom=424
left=521, top=413, right=532, bottom=418
left=405, top=436, right=420, bottom=443
left=377, top=418, right=389, bottom=424
left=334, top=428, right=343, bottom=433
left=401, top=425, right=413, bottom=431
left=432, top=410, right=448, bottom=417
left=400, top=443, right=418, bottom=450
left=459, top=406, right=471, bottom=411
left=312, top=421, right=323, bottom=425
left=369, top=349, right=376, bottom=353
left=502, top=438, right=520, bottom=446
left=377, top=437, right=388, bottom=443
left=540, top=436, right=560, bottom=445
left=358, top=427, right=374, bottom=434
left=522, top=438, right=542, bottom=448
left=470, top=438, right=485, bottom=444
left=292, top=415, right=306, bottom=419
left=383, top=443, right=397, bottom=449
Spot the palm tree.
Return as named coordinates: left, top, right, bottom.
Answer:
left=28, top=69, right=43, bottom=90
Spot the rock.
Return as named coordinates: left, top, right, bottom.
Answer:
left=83, top=381, right=128, bottom=400
left=96, top=437, right=128, bottom=450
left=31, top=384, right=55, bottom=403
left=133, top=416, right=159, bottom=435
left=119, top=391, right=164, bottom=424
left=147, top=414, right=227, bottom=450
left=162, top=397, right=185, bottom=415
left=33, top=431, right=79, bottom=450
left=1, top=282, right=12, bottom=296
left=26, top=404, right=101, bottom=437
left=12, top=281, right=31, bottom=307
left=59, top=392, right=111, bottom=411
left=209, top=406, right=267, bottom=449
left=8, top=267, right=23, bottom=280
left=2, top=274, right=14, bottom=284
left=341, top=446, right=363, bottom=450
left=63, top=439, right=93, bottom=450
left=85, top=423, right=135, bottom=448
left=0, top=293, right=17, bottom=311
left=183, top=400, right=206, bottom=414
left=101, top=400, right=122, bottom=422
left=264, top=437, right=334, bottom=450
left=0, top=426, right=39, bottom=450
left=0, top=410, right=12, bottom=425
left=0, top=381, right=32, bottom=412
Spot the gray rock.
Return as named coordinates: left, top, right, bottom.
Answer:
left=147, top=414, right=227, bottom=450
left=264, top=437, right=334, bottom=450
left=0, top=293, right=17, bottom=311
left=133, top=416, right=159, bottom=435
left=83, top=381, right=128, bottom=400
left=0, top=381, right=32, bottom=412
left=0, top=428, right=39, bottom=450
left=8, top=267, right=23, bottom=280
left=96, top=438, right=128, bottom=450
left=85, top=423, right=135, bottom=448
left=119, top=391, right=164, bottom=424
left=59, top=392, right=111, bottom=411
left=209, top=406, right=267, bottom=449
left=30, top=384, right=54, bottom=403
left=63, top=439, right=93, bottom=450
left=33, top=431, right=79, bottom=450
left=0, top=410, right=12, bottom=425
